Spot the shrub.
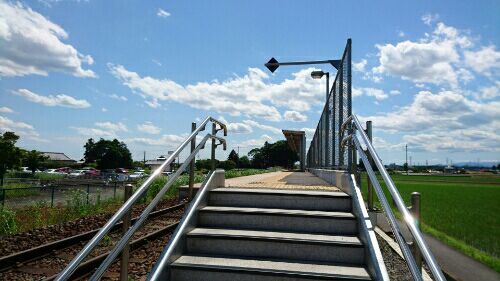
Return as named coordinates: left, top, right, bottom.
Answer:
left=0, top=207, right=18, bottom=235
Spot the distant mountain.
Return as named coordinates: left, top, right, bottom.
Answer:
left=453, top=161, right=499, bottom=168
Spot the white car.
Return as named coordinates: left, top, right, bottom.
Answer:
left=69, top=170, right=85, bottom=178
left=129, top=171, right=146, bottom=180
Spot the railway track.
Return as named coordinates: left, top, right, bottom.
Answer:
left=0, top=203, right=185, bottom=280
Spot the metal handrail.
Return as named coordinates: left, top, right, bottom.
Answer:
left=341, top=115, right=446, bottom=281
left=56, top=117, right=227, bottom=281
left=148, top=169, right=219, bottom=281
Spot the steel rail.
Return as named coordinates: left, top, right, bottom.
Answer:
left=90, top=134, right=224, bottom=280
left=345, top=115, right=446, bottom=281
left=148, top=169, right=216, bottom=281
left=0, top=203, right=184, bottom=272
left=56, top=117, right=226, bottom=281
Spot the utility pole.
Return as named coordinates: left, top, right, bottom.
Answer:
left=405, top=144, right=408, bottom=175
left=143, top=151, right=146, bottom=166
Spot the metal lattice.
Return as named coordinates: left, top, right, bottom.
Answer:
left=307, top=39, right=351, bottom=169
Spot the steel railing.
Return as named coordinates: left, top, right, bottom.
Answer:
left=55, top=117, right=227, bottom=281
left=341, top=115, right=446, bottom=281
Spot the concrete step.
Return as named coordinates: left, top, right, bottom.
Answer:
left=209, top=188, right=351, bottom=212
left=198, top=206, right=358, bottom=235
left=186, top=228, right=365, bottom=265
left=170, top=255, right=372, bottom=281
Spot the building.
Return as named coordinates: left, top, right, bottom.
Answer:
left=41, top=152, right=77, bottom=166
left=145, top=154, right=174, bottom=173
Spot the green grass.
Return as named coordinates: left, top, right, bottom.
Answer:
left=1, top=183, right=40, bottom=198
left=359, top=173, right=500, bottom=272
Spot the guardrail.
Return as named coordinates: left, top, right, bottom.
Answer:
left=341, top=115, right=446, bottom=281
left=55, top=116, right=227, bottom=281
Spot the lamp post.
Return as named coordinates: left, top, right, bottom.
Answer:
left=311, top=70, right=330, bottom=101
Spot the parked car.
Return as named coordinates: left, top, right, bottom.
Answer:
left=82, top=167, right=100, bottom=177
left=69, top=170, right=85, bottom=178
left=56, top=167, right=72, bottom=174
left=115, top=168, right=128, bottom=174
left=129, top=171, right=146, bottom=180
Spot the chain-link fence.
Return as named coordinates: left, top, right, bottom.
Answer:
left=0, top=182, right=127, bottom=210
left=307, top=39, right=352, bottom=169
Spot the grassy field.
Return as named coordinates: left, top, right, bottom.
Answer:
left=359, top=173, right=500, bottom=272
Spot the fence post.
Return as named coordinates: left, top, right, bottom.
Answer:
left=188, top=122, right=196, bottom=201
left=120, top=184, right=133, bottom=281
left=409, top=192, right=422, bottom=272
left=366, top=121, right=374, bottom=211
left=0, top=188, right=4, bottom=207
left=51, top=186, right=55, bottom=208
left=211, top=123, right=216, bottom=171
left=86, top=184, right=90, bottom=205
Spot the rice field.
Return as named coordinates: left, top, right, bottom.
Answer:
left=359, top=173, right=500, bottom=272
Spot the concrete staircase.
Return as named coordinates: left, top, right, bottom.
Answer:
left=166, top=187, right=378, bottom=280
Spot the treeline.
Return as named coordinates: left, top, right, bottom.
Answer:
left=196, top=140, right=298, bottom=171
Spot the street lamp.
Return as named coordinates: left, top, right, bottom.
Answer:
left=311, top=70, right=330, bottom=101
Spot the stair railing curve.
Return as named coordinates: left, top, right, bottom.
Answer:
left=341, top=114, right=446, bottom=281
left=55, top=117, right=227, bottom=281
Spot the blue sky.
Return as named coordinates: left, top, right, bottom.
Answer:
left=0, top=0, right=499, bottom=165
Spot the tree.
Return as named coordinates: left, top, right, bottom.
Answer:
left=83, top=138, right=133, bottom=169
left=238, top=156, right=251, bottom=168
left=0, top=132, right=23, bottom=186
left=248, top=140, right=298, bottom=169
left=227, top=149, right=239, bottom=166
left=24, top=150, right=48, bottom=174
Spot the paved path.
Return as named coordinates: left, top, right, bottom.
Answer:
left=225, top=171, right=340, bottom=191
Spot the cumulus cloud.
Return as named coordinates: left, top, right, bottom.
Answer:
left=157, top=8, right=171, bottom=18
left=0, top=107, right=14, bottom=113
left=108, top=64, right=325, bottom=121
left=243, top=120, right=282, bottom=135
left=0, top=2, right=96, bottom=78
left=464, top=46, right=500, bottom=76
left=372, top=21, right=477, bottom=86
left=14, top=89, right=91, bottom=108
left=72, top=121, right=128, bottom=137
left=238, top=134, right=274, bottom=148
left=0, top=115, right=44, bottom=141
left=284, top=111, right=307, bottom=122
left=126, top=134, right=186, bottom=146
left=360, top=90, right=500, bottom=152
left=479, top=82, right=500, bottom=100
left=110, top=94, right=128, bottom=101
left=353, top=59, right=367, bottom=72
left=137, top=121, right=161, bottom=135
left=353, top=87, right=389, bottom=101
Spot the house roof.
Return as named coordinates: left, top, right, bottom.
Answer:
left=42, top=152, right=75, bottom=162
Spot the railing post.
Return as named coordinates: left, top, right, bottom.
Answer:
left=366, top=121, right=374, bottom=211
left=188, top=122, right=196, bottom=201
left=51, top=186, right=55, bottom=208
left=409, top=192, right=423, bottom=272
left=86, top=184, right=90, bottom=205
left=211, top=123, right=216, bottom=171
left=120, top=184, right=133, bottom=281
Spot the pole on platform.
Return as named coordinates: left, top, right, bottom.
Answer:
left=366, top=121, right=374, bottom=211
left=120, top=184, right=133, bottom=281
left=211, top=123, right=216, bottom=171
left=409, top=192, right=422, bottom=272
left=188, top=122, right=196, bottom=201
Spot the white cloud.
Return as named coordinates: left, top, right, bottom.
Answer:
left=126, top=134, right=186, bottom=146
left=372, top=21, right=475, bottom=86
left=238, top=134, right=274, bottom=148
left=72, top=121, right=128, bottom=137
left=284, top=111, right=307, bottom=122
left=228, top=122, right=253, bottom=134
left=14, top=89, right=91, bottom=108
left=243, top=120, right=282, bottom=135
left=137, top=121, right=161, bottom=135
left=95, top=121, right=128, bottom=132
left=101, top=107, right=108, bottom=112
left=157, top=8, right=170, bottom=18
left=0, top=107, right=14, bottom=113
left=108, top=64, right=325, bottom=121
left=421, top=13, right=439, bottom=26
left=479, top=82, right=500, bottom=100
left=464, top=46, right=500, bottom=75
left=361, top=90, right=500, bottom=152
left=152, top=59, right=162, bottom=66
left=398, top=31, right=405, bottom=37
left=110, top=94, right=128, bottom=101
left=0, top=115, right=44, bottom=141
left=353, top=87, right=389, bottom=101
left=0, top=2, right=95, bottom=78
left=390, top=90, right=401, bottom=96
left=353, top=59, right=367, bottom=72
